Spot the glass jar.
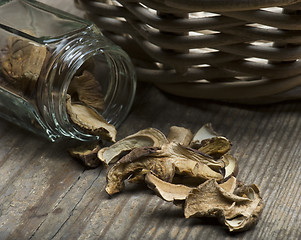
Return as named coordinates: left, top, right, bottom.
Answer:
left=0, top=0, right=136, bottom=142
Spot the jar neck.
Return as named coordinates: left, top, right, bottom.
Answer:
left=37, top=30, right=136, bottom=142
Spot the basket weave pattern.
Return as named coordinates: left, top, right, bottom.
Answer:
left=75, top=0, right=301, bottom=102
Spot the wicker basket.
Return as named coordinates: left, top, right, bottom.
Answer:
left=75, top=0, right=301, bottom=103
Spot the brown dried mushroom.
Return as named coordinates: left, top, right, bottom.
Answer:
left=190, top=124, right=231, bottom=159
left=66, top=95, right=116, bottom=142
left=145, top=173, right=238, bottom=203
left=68, top=70, right=104, bottom=111
left=222, top=154, right=239, bottom=180
left=105, top=142, right=225, bottom=196
left=184, top=179, right=263, bottom=232
left=219, top=176, right=237, bottom=193
left=105, top=147, right=175, bottom=195
left=167, top=126, right=193, bottom=146
left=68, top=141, right=102, bottom=168
left=160, top=143, right=224, bottom=181
left=1, top=37, right=47, bottom=93
left=98, top=128, right=167, bottom=165
left=145, top=172, right=192, bottom=202
left=190, top=123, right=219, bottom=146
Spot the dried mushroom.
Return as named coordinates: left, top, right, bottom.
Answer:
left=222, top=154, right=239, bottom=180
left=1, top=36, right=47, bottom=93
left=197, top=137, right=232, bottom=159
left=66, top=95, right=116, bottom=142
left=145, top=172, right=192, bottom=202
left=219, top=176, right=237, bottom=193
left=190, top=123, right=219, bottom=146
left=105, top=147, right=175, bottom=195
left=168, top=143, right=225, bottom=171
left=103, top=123, right=263, bottom=233
left=190, top=124, right=232, bottom=159
left=68, top=141, right=102, bottom=168
left=184, top=179, right=263, bottom=232
left=167, top=126, right=193, bottom=146
left=98, top=128, right=167, bottom=165
left=68, top=70, right=104, bottom=111
left=105, top=142, right=225, bottom=196
left=160, top=143, right=224, bottom=181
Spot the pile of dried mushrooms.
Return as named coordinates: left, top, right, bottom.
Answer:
left=71, top=123, right=263, bottom=233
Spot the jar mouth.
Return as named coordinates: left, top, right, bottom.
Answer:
left=39, top=33, right=136, bottom=142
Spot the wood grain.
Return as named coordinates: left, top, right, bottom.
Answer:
left=0, top=1, right=300, bottom=239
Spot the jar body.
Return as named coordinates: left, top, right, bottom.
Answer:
left=0, top=0, right=136, bottom=141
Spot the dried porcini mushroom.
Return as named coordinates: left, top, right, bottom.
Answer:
left=167, top=143, right=225, bottom=172
left=190, top=124, right=231, bottom=159
left=68, top=70, right=104, bottom=111
left=1, top=36, right=47, bottom=93
left=103, top=123, right=263, bottom=233
left=160, top=143, right=224, bottom=181
left=184, top=179, right=263, bottom=232
left=145, top=172, right=192, bottom=202
left=105, top=142, right=224, bottom=196
left=197, top=137, right=232, bottom=159
left=98, top=128, right=167, bottom=165
left=66, top=95, right=116, bottom=142
left=222, top=154, right=239, bottom=180
left=190, top=123, right=219, bottom=146
left=68, top=141, right=102, bottom=168
left=219, top=176, right=237, bottom=193
left=105, top=147, right=175, bottom=195
left=167, top=126, right=193, bottom=146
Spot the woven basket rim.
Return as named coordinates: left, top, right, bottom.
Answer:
left=140, top=0, right=301, bottom=12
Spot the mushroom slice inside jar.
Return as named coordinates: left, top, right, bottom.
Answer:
left=66, top=95, right=116, bottom=142
left=167, top=126, right=193, bottom=146
left=184, top=179, right=263, bottom=232
left=105, top=147, right=175, bottom=196
left=68, top=141, right=102, bottom=168
left=97, top=128, right=168, bottom=165
left=1, top=36, right=47, bottom=93
left=145, top=172, right=192, bottom=202
left=68, top=70, right=104, bottom=111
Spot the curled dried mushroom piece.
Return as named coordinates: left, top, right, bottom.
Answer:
left=66, top=95, right=116, bottom=142
left=190, top=123, right=232, bottom=159
left=222, top=154, right=239, bottom=180
left=167, top=126, right=193, bottom=146
left=161, top=142, right=224, bottom=181
left=184, top=179, right=263, bottom=232
left=105, top=147, right=175, bottom=195
left=98, top=128, right=167, bottom=165
left=145, top=172, right=192, bottom=202
left=68, top=70, right=104, bottom=111
left=68, top=141, right=102, bottom=168
left=1, top=36, right=47, bottom=93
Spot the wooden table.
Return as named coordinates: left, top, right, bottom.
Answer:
left=0, top=1, right=300, bottom=239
